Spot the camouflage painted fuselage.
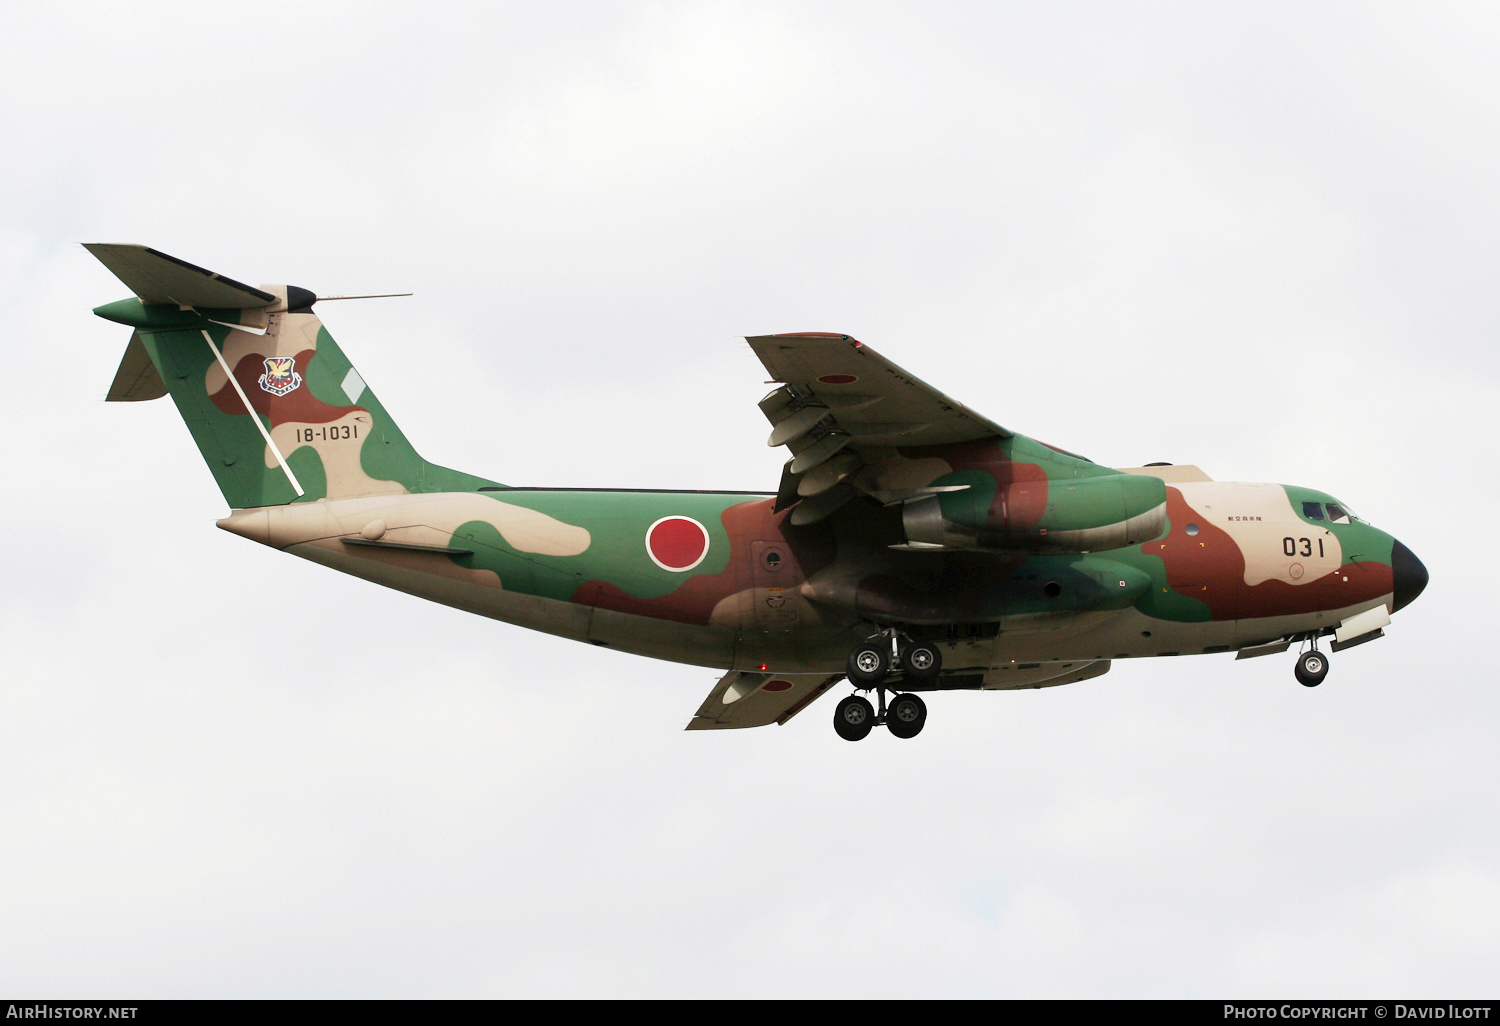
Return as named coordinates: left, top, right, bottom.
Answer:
left=92, top=259, right=1422, bottom=702
left=214, top=448, right=1406, bottom=683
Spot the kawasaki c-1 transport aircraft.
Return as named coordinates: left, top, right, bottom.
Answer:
left=88, top=245, right=1429, bottom=741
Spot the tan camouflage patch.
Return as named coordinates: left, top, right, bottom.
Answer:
left=219, top=492, right=590, bottom=558
left=268, top=409, right=406, bottom=499
left=203, top=312, right=320, bottom=396
left=852, top=451, right=953, bottom=494
left=1176, top=482, right=1343, bottom=587
left=299, top=536, right=504, bottom=592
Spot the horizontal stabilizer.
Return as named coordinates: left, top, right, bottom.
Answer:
left=686, top=670, right=842, bottom=729
left=84, top=244, right=275, bottom=308
left=105, top=331, right=167, bottom=402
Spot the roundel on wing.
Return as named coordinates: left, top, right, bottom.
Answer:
left=646, top=516, right=710, bottom=572
left=817, top=373, right=859, bottom=384
left=762, top=679, right=794, bottom=693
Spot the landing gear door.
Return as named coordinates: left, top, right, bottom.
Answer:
left=751, top=540, right=798, bottom=628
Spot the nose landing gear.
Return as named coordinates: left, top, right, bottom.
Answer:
left=1294, top=635, right=1330, bottom=687
left=1295, top=648, right=1329, bottom=687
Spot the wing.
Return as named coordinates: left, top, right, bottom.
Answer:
left=748, top=333, right=1009, bottom=522
left=686, top=670, right=843, bottom=730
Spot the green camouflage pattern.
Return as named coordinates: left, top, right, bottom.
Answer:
left=95, top=294, right=493, bottom=506
left=90, top=246, right=1427, bottom=728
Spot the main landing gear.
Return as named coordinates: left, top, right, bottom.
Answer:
left=1295, top=639, right=1330, bottom=687
left=835, top=627, right=939, bottom=741
left=834, top=689, right=928, bottom=741
left=846, top=630, right=942, bottom=686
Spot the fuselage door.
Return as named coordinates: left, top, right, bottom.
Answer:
left=751, top=540, right=799, bottom=627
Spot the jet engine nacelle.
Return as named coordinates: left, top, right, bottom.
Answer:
left=902, top=472, right=1168, bottom=553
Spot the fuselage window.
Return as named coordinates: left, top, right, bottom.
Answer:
left=1325, top=503, right=1351, bottom=525
left=1302, top=501, right=1326, bottom=521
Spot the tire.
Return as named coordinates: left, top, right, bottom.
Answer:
left=1295, top=650, right=1329, bottom=687
left=847, top=643, right=890, bottom=684
left=834, top=695, right=875, bottom=741
left=887, top=693, right=927, bottom=739
left=900, top=642, right=942, bottom=682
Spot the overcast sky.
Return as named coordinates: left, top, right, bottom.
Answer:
left=1, top=0, right=1495, bottom=998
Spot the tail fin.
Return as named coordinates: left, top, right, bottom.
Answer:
left=89, top=244, right=494, bottom=508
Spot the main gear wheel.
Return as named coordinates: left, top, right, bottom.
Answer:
left=887, top=693, right=927, bottom=739
left=833, top=694, right=875, bottom=741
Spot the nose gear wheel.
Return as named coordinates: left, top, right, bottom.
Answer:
left=1295, top=648, right=1329, bottom=687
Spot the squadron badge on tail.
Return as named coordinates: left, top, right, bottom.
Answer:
left=259, top=356, right=302, bottom=397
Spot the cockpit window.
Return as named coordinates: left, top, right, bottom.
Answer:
left=1325, top=503, right=1352, bottom=525
left=1302, top=501, right=1326, bottom=521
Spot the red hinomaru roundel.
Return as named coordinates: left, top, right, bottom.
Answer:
left=645, top=516, right=710, bottom=572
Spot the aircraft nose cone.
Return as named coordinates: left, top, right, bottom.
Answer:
left=1391, top=538, right=1429, bottom=612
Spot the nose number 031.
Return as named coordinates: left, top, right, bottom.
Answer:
left=1283, top=536, right=1324, bottom=558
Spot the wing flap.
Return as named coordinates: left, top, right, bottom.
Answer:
left=686, top=670, right=843, bottom=730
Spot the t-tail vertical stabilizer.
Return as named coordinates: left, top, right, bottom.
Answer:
left=88, top=244, right=496, bottom=508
